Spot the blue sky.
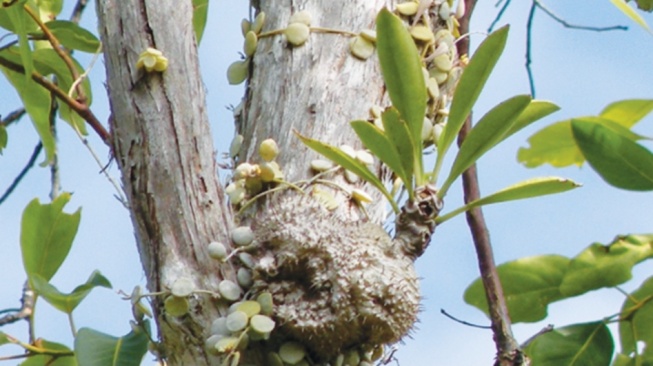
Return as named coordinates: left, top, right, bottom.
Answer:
left=1, top=1, right=653, bottom=365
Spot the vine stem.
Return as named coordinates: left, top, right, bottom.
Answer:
left=456, top=1, right=526, bottom=365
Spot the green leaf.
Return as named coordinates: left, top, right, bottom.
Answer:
left=36, top=0, right=63, bottom=20
left=600, top=99, right=653, bottom=128
left=440, top=95, right=531, bottom=196
left=435, top=25, right=509, bottom=178
left=571, top=118, right=653, bottom=190
left=31, top=270, right=112, bottom=314
left=0, top=124, right=7, bottom=154
left=502, top=100, right=560, bottom=141
left=295, top=131, right=399, bottom=213
left=437, top=177, right=580, bottom=224
left=34, top=21, right=101, bottom=53
left=7, top=1, right=35, bottom=80
left=0, top=332, right=9, bottom=346
left=610, top=0, right=652, bottom=33
left=464, top=255, right=569, bottom=323
left=525, top=322, right=613, bottom=366
left=20, top=193, right=81, bottom=282
left=560, top=235, right=653, bottom=297
left=376, top=8, right=426, bottom=177
left=634, top=0, right=653, bottom=11
left=192, top=0, right=209, bottom=44
left=518, top=120, right=583, bottom=168
left=619, top=276, right=653, bottom=363
left=20, top=340, right=76, bottom=366
left=75, top=324, right=150, bottom=366
left=381, top=108, right=417, bottom=193
left=350, top=118, right=412, bottom=198
left=0, top=63, right=55, bottom=165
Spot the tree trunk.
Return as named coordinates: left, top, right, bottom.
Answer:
left=96, top=0, right=233, bottom=364
left=97, top=0, right=438, bottom=364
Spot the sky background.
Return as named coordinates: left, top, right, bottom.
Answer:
left=1, top=1, right=653, bottom=365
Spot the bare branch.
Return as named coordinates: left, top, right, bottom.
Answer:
left=69, top=0, right=88, bottom=24
left=0, top=142, right=42, bottom=206
left=458, top=1, right=526, bottom=365
left=0, top=282, right=35, bottom=327
left=440, top=309, right=492, bottom=329
left=488, top=0, right=512, bottom=33
left=526, top=2, right=537, bottom=97
left=535, top=0, right=628, bottom=32
left=0, top=108, right=26, bottom=127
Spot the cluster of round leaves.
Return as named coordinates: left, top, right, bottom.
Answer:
left=225, top=138, right=283, bottom=206
left=227, top=11, right=266, bottom=85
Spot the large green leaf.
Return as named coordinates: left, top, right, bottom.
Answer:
left=502, top=100, right=560, bottom=141
left=350, top=118, right=412, bottom=198
left=610, top=0, right=652, bottom=32
left=20, top=340, right=76, bottom=366
left=571, top=118, right=653, bottom=190
left=525, top=322, right=614, bottom=366
left=295, top=131, right=399, bottom=213
left=0, top=64, right=55, bottom=165
left=619, top=276, right=653, bottom=364
left=20, top=193, right=81, bottom=282
left=0, top=1, right=38, bottom=34
left=192, top=0, right=209, bottom=44
left=31, top=271, right=112, bottom=314
left=376, top=8, right=425, bottom=176
left=7, top=1, right=34, bottom=80
left=36, top=0, right=63, bottom=19
left=437, top=177, right=579, bottom=224
left=440, top=95, right=531, bottom=196
left=74, top=324, right=149, bottom=366
left=600, top=99, right=653, bottom=128
left=560, top=235, right=653, bottom=297
left=434, top=25, right=509, bottom=178
left=464, top=255, right=569, bottom=323
left=32, top=21, right=101, bottom=53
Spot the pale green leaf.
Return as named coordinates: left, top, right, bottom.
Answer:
left=600, top=99, right=653, bottom=128
left=464, top=255, right=569, bottom=323
left=525, top=322, right=613, bottom=366
left=571, top=118, right=653, bottom=190
left=36, top=21, right=101, bottom=53
left=376, top=8, right=425, bottom=176
left=20, top=340, right=76, bottom=366
left=36, top=0, right=63, bottom=19
left=296, top=131, right=399, bottom=213
left=74, top=324, right=149, bottom=366
left=20, top=193, right=81, bottom=282
left=437, top=177, right=579, bottom=224
left=381, top=107, right=417, bottom=193
left=619, top=276, right=653, bottom=362
left=560, top=235, right=653, bottom=297
left=350, top=119, right=412, bottom=197
left=502, top=100, right=560, bottom=141
left=0, top=124, right=7, bottom=154
left=440, top=95, right=531, bottom=196
left=435, top=25, right=509, bottom=178
left=610, top=0, right=652, bottom=32
left=31, top=271, right=112, bottom=314
left=7, top=1, right=34, bottom=80
left=192, top=0, right=209, bottom=44
left=0, top=60, right=56, bottom=165
left=518, top=120, right=582, bottom=168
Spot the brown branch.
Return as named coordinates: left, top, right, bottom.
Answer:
left=23, top=4, right=86, bottom=102
left=0, top=56, right=111, bottom=146
left=457, top=1, right=526, bottom=365
left=0, top=142, right=42, bottom=206
left=0, top=107, right=26, bottom=127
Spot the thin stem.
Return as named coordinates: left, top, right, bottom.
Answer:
left=488, top=0, right=512, bottom=33
left=535, top=0, right=628, bottom=32
left=69, top=0, right=88, bottom=24
left=0, top=142, right=42, bottom=206
left=67, top=313, right=77, bottom=337
left=457, top=1, right=525, bottom=365
left=526, top=2, right=537, bottom=97
left=0, top=56, right=111, bottom=145
left=0, top=107, right=26, bottom=127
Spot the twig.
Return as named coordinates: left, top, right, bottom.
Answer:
left=69, top=0, right=88, bottom=24
left=526, top=2, right=537, bottom=97
left=457, top=1, right=525, bottom=365
left=0, top=142, right=42, bottom=206
left=535, top=0, right=628, bottom=32
left=488, top=0, right=512, bottom=33
left=440, top=309, right=491, bottom=329
left=0, top=108, right=26, bottom=127
left=0, top=281, right=35, bottom=326
left=49, top=101, right=60, bottom=200
left=0, top=56, right=111, bottom=146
